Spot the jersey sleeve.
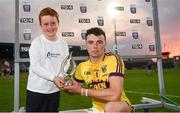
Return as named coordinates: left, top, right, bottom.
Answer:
left=74, top=63, right=84, bottom=83
left=109, top=55, right=125, bottom=78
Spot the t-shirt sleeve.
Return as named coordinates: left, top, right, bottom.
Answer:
left=29, top=38, right=54, bottom=81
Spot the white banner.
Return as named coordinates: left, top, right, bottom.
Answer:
left=0, top=0, right=156, bottom=57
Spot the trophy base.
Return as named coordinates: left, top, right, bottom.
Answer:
left=64, top=76, right=73, bottom=86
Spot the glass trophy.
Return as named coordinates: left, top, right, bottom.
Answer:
left=61, top=52, right=76, bottom=86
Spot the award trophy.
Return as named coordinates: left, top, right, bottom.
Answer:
left=61, top=52, right=76, bottom=86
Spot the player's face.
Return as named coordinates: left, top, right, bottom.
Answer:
left=85, top=34, right=106, bottom=58
left=40, top=15, right=59, bottom=40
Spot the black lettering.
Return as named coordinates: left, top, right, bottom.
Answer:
left=130, top=19, right=141, bottom=23
left=79, top=18, right=90, bottom=23
left=116, top=32, right=126, bottom=36
left=62, top=32, right=74, bottom=37
left=132, top=44, right=143, bottom=49
left=61, top=5, right=73, bottom=10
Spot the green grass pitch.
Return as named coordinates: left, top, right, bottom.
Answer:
left=0, top=69, right=179, bottom=112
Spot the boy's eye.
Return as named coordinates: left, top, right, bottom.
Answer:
left=51, top=22, right=56, bottom=25
left=44, top=23, right=48, bottom=26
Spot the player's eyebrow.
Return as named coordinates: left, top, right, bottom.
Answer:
left=87, top=40, right=104, bottom=45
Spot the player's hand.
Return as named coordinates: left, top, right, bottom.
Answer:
left=64, top=80, right=82, bottom=95
left=53, top=76, right=65, bottom=90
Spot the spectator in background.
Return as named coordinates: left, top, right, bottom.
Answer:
left=146, top=60, right=153, bottom=76
left=0, top=59, right=11, bottom=75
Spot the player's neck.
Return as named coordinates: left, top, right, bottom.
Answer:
left=90, top=53, right=105, bottom=64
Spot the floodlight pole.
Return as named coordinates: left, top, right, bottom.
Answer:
left=14, top=0, right=20, bottom=112
left=113, top=18, right=118, bottom=54
left=152, top=0, right=165, bottom=97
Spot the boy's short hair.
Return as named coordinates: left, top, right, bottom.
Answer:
left=85, top=27, right=106, bottom=40
left=39, top=7, right=59, bottom=25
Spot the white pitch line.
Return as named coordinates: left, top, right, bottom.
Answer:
left=126, top=90, right=180, bottom=98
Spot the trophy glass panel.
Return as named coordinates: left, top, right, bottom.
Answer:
left=61, top=52, right=76, bottom=86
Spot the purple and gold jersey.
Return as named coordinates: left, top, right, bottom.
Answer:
left=74, top=52, right=131, bottom=112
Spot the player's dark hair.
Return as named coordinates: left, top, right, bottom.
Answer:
left=85, top=27, right=106, bottom=40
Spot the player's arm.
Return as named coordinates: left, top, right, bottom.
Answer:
left=85, top=74, right=124, bottom=102
left=88, top=75, right=123, bottom=102
left=81, top=55, right=125, bottom=102
left=64, top=55, right=124, bottom=102
left=64, top=74, right=124, bottom=102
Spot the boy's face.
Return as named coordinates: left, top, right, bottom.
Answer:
left=85, top=34, right=106, bottom=58
left=40, top=15, right=59, bottom=39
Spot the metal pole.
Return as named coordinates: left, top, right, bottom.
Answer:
left=152, top=0, right=165, bottom=97
left=113, top=19, right=118, bottom=54
left=14, top=0, right=20, bottom=112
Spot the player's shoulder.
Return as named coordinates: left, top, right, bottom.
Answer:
left=105, top=52, right=116, bottom=57
left=79, top=59, right=89, bottom=66
left=76, top=59, right=90, bottom=69
left=105, top=52, right=120, bottom=59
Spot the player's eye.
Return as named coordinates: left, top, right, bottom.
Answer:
left=87, top=41, right=94, bottom=44
left=97, top=40, right=104, bottom=45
